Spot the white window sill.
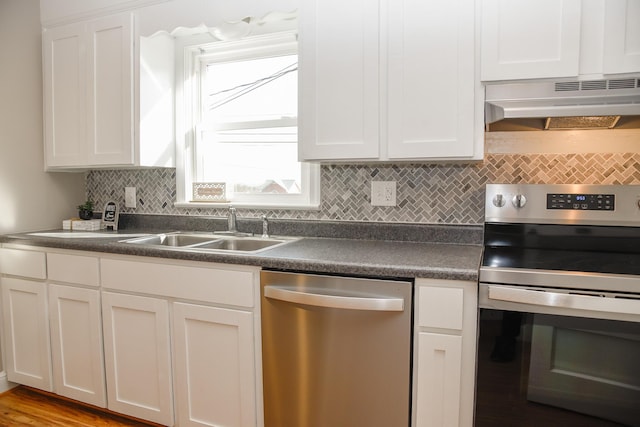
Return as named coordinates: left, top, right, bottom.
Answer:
left=174, top=201, right=321, bottom=211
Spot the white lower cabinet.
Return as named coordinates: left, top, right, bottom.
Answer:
left=1, top=277, right=52, bottom=391
left=413, top=279, right=477, bottom=427
left=0, top=246, right=51, bottom=391
left=49, top=284, right=106, bottom=407
left=416, top=332, right=463, bottom=426
left=173, top=302, right=256, bottom=427
left=102, top=291, right=174, bottom=426
left=0, top=246, right=261, bottom=426
left=100, top=256, right=261, bottom=427
left=47, top=251, right=105, bottom=407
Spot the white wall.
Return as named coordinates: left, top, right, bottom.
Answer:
left=0, top=0, right=85, bottom=233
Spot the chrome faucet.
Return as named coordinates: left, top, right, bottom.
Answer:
left=227, top=207, right=237, bottom=233
left=261, top=214, right=269, bottom=238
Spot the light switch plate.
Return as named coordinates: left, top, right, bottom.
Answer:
left=371, top=181, right=397, bottom=206
left=124, top=187, right=136, bottom=208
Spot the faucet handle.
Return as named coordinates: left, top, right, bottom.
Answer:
left=261, top=214, right=269, bottom=238
left=227, top=206, right=238, bottom=233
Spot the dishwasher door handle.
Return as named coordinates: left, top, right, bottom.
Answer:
left=264, top=285, right=404, bottom=311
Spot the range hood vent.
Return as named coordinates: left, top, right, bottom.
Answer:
left=485, top=77, right=640, bottom=131
left=555, top=78, right=637, bottom=92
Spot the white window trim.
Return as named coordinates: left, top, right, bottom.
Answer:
left=174, top=31, right=320, bottom=210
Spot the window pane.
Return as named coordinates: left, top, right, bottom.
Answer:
left=191, top=36, right=316, bottom=206
left=204, top=54, right=297, bottom=122
left=199, top=136, right=302, bottom=195
left=215, top=124, right=297, bottom=143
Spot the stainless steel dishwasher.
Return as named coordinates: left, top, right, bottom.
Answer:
left=260, top=270, right=413, bottom=427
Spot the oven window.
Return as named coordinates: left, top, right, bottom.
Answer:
left=475, top=309, right=640, bottom=427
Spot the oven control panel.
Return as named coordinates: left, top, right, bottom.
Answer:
left=547, top=193, right=615, bottom=210
left=485, top=184, right=640, bottom=225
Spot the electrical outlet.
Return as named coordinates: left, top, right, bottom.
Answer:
left=371, top=181, right=397, bottom=207
left=124, top=187, right=137, bottom=208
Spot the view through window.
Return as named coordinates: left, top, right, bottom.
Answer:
left=190, top=33, right=318, bottom=206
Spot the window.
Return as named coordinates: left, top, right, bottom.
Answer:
left=178, top=31, right=319, bottom=208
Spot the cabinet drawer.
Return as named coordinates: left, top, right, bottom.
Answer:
left=0, top=248, right=46, bottom=279
left=418, top=286, right=464, bottom=330
left=101, top=258, right=257, bottom=308
left=47, top=253, right=99, bottom=287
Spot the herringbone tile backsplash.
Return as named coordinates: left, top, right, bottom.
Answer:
left=87, top=153, right=640, bottom=225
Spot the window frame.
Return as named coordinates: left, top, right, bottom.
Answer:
left=175, top=30, right=320, bottom=209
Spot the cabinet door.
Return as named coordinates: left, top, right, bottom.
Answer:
left=298, top=0, right=380, bottom=161
left=102, top=292, right=173, bottom=426
left=603, top=0, right=640, bottom=74
left=481, top=0, right=582, bottom=81
left=387, top=0, right=476, bottom=159
left=43, top=21, right=87, bottom=168
left=49, top=284, right=106, bottom=407
left=86, top=13, right=134, bottom=166
left=172, top=303, right=256, bottom=427
left=414, top=280, right=477, bottom=427
left=415, top=333, right=462, bottom=427
left=1, top=278, right=52, bottom=391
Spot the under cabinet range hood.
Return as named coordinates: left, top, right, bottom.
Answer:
left=485, top=77, right=640, bottom=131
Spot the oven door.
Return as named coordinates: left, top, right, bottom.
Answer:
left=476, top=283, right=640, bottom=427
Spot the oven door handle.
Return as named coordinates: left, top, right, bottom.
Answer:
left=487, top=285, right=640, bottom=316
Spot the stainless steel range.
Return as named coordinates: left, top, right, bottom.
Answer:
left=476, top=184, right=640, bottom=427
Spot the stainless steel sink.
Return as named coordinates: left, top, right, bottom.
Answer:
left=196, top=238, right=285, bottom=252
left=124, top=233, right=218, bottom=247
left=121, top=232, right=295, bottom=253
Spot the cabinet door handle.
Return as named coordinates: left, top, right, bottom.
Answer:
left=264, top=286, right=404, bottom=311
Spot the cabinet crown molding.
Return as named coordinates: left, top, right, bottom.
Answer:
left=40, top=0, right=168, bottom=28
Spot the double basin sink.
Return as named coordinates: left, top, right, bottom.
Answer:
left=121, top=231, right=296, bottom=253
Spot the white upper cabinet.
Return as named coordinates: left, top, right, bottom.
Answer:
left=43, top=21, right=86, bottom=167
left=482, top=0, right=640, bottom=82
left=481, top=0, right=581, bottom=81
left=43, top=13, right=135, bottom=169
left=387, top=0, right=477, bottom=159
left=603, top=0, right=640, bottom=74
left=43, top=12, right=175, bottom=170
left=299, top=0, right=482, bottom=162
left=86, top=14, right=135, bottom=166
left=298, top=0, right=380, bottom=160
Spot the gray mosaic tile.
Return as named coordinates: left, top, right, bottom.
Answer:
left=86, top=153, right=640, bottom=225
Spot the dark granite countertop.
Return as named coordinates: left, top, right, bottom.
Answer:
left=0, top=216, right=483, bottom=281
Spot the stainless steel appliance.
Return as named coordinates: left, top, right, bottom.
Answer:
left=477, top=184, right=640, bottom=427
left=484, top=77, right=640, bottom=131
left=260, top=270, right=413, bottom=427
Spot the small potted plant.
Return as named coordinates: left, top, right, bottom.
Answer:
left=77, top=200, right=94, bottom=220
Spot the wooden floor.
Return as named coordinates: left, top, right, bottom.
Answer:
left=0, top=386, right=157, bottom=426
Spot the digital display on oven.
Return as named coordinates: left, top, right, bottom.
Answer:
left=547, top=193, right=615, bottom=210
